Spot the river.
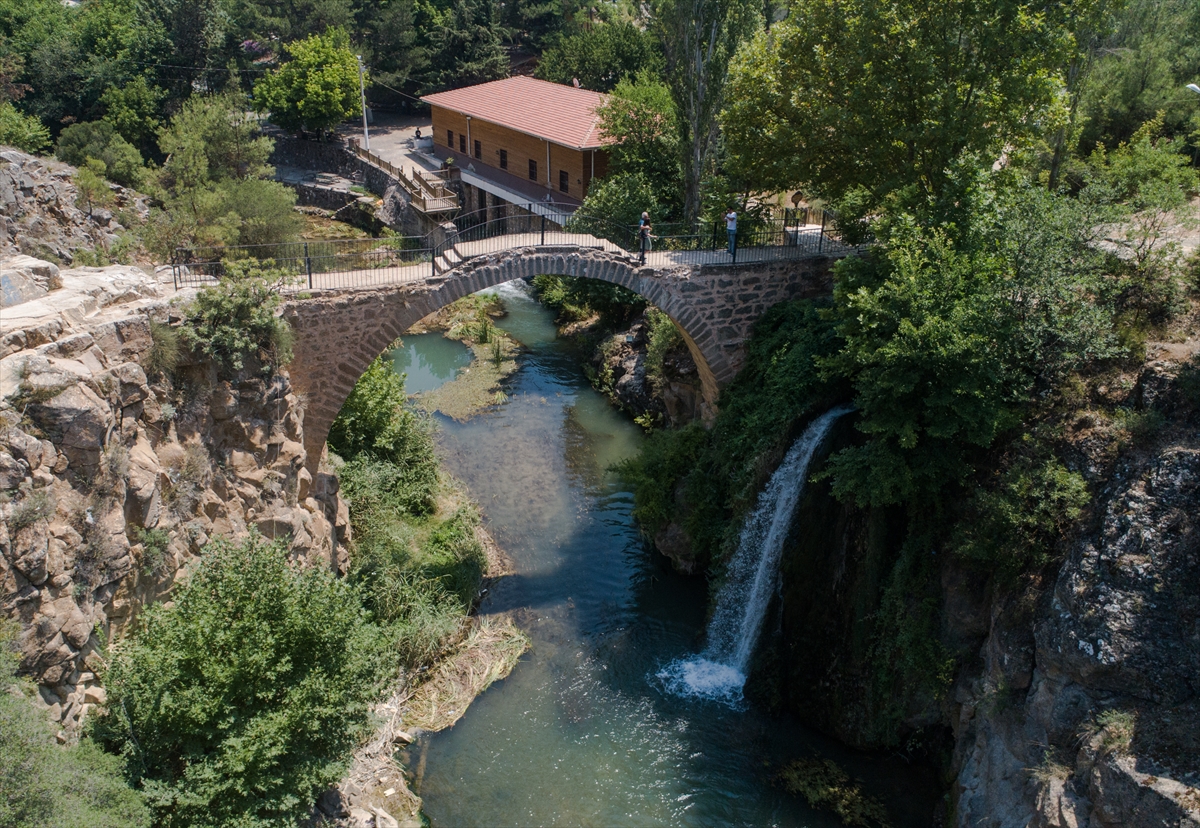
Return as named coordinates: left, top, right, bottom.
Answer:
left=392, top=281, right=939, bottom=827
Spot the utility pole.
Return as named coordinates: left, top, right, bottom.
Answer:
left=356, top=55, right=370, bottom=152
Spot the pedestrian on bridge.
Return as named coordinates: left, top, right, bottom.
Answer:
left=725, top=208, right=737, bottom=256
left=638, top=220, right=655, bottom=265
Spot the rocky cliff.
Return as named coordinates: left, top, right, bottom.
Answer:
left=771, top=358, right=1200, bottom=826
left=587, top=311, right=707, bottom=428
left=0, top=147, right=148, bottom=266
left=1, top=257, right=348, bottom=738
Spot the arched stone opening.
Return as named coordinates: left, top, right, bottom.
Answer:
left=283, top=247, right=736, bottom=473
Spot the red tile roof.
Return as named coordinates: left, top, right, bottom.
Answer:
left=421, top=77, right=613, bottom=150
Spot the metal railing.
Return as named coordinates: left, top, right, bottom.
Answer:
left=430, top=206, right=631, bottom=276
left=172, top=236, right=433, bottom=291
left=172, top=203, right=857, bottom=291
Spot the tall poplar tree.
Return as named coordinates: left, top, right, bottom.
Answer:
left=651, top=0, right=759, bottom=221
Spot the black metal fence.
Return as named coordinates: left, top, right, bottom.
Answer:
left=172, top=236, right=432, bottom=290
left=172, top=203, right=855, bottom=291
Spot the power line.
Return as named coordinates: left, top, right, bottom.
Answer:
left=367, top=78, right=426, bottom=105
left=123, top=59, right=269, bottom=74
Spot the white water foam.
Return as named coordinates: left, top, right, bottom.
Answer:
left=659, top=406, right=852, bottom=703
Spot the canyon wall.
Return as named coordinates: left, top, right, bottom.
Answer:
left=1, top=259, right=348, bottom=738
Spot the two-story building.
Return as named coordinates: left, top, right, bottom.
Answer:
left=421, top=76, right=612, bottom=217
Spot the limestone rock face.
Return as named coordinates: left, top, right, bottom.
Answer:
left=1, top=254, right=61, bottom=307
left=0, top=147, right=149, bottom=266
left=1, top=261, right=349, bottom=736
left=952, top=419, right=1200, bottom=826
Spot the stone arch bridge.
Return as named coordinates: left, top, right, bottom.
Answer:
left=282, top=246, right=837, bottom=471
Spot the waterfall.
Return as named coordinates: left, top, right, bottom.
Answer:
left=658, top=406, right=852, bottom=703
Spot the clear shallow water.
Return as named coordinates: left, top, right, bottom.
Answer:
left=389, top=332, right=473, bottom=394
left=401, top=281, right=939, bottom=828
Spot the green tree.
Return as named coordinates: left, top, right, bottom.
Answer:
left=0, top=100, right=48, bottom=152
left=595, top=71, right=682, bottom=214
left=179, top=260, right=295, bottom=376
left=820, top=181, right=1119, bottom=509
left=537, top=22, right=663, bottom=92
left=1076, top=0, right=1200, bottom=153
left=357, top=0, right=426, bottom=96
left=418, top=0, right=508, bottom=93
left=254, top=27, right=362, bottom=135
left=100, top=76, right=165, bottom=153
left=328, top=354, right=440, bottom=505
left=94, top=534, right=393, bottom=828
left=56, top=121, right=143, bottom=187
left=651, top=0, right=759, bottom=220
left=74, top=158, right=115, bottom=217
left=0, top=624, right=149, bottom=828
left=151, top=91, right=300, bottom=249
left=501, top=0, right=566, bottom=51
left=571, top=171, right=662, bottom=239
left=722, top=0, right=1085, bottom=206
left=157, top=91, right=274, bottom=196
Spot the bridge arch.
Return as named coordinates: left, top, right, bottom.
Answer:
left=283, top=245, right=835, bottom=471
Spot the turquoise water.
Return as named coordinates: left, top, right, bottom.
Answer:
left=388, top=333, right=473, bottom=394
left=398, top=281, right=939, bottom=827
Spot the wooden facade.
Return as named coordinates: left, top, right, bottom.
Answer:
left=429, top=105, right=609, bottom=201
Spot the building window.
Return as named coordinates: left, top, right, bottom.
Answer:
left=447, top=129, right=453, bottom=147
left=459, top=134, right=466, bottom=153
left=473, top=140, right=481, bottom=159
left=499, top=149, right=508, bottom=170
left=528, top=159, right=537, bottom=181
left=558, top=170, right=569, bottom=193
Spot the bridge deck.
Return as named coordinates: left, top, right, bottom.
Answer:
left=175, top=224, right=852, bottom=293
left=263, top=226, right=850, bottom=293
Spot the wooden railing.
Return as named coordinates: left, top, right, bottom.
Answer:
left=347, top=141, right=460, bottom=214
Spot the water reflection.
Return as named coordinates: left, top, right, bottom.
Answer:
left=388, top=333, right=472, bottom=394
left=412, top=281, right=938, bottom=827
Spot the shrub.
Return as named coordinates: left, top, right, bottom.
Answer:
left=0, top=623, right=149, bottom=828
left=9, top=490, right=54, bottom=532
left=131, top=527, right=171, bottom=576
left=179, top=260, right=295, bottom=377
left=328, top=357, right=440, bottom=509
left=776, top=758, right=891, bottom=827
left=532, top=274, right=645, bottom=325
left=953, top=450, right=1090, bottom=573
left=0, top=102, right=50, bottom=153
left=615, top=423, right=708, bottom=536
left=74, top=159, right=115, bottom=218
left=56, top=121, right=143, bottom=188
left=644, top=306, right=682, bottom=388
left=94, top=534, right=394, bottom=828
left=143, top=321, right=180, bottom=378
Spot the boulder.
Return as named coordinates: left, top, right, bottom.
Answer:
left=1, top=255, right=61, bottom=308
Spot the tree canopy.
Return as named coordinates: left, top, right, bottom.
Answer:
left=253, top=27, right=362, bottom=134
left=722, top=0, right=1085, bottom=205
left=95, top=534, right=394, bottom=828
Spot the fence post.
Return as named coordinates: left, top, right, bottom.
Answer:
left=540, top=213, right=546, bottom=246
left=304, top=242, right=313, bottom=289
left=171, top=252, right=179, bottom=291
left=819, top=212, right=826, bottom=255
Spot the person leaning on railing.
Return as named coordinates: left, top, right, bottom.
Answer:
left=638, top=221, right=656, bottom=265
